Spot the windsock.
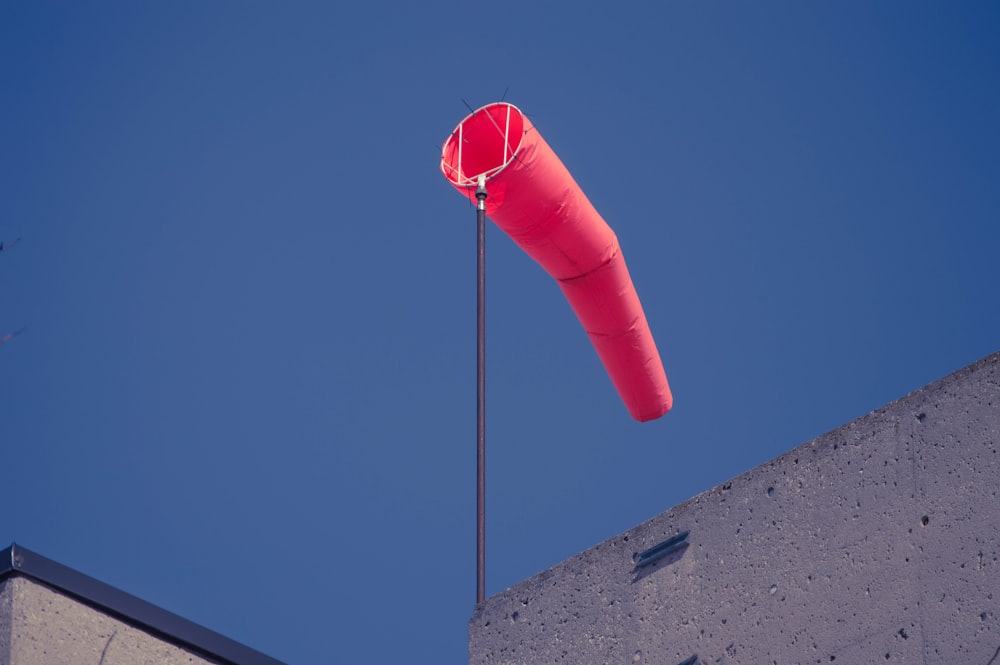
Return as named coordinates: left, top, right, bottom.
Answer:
left=440, top=102, right=672, bottom=422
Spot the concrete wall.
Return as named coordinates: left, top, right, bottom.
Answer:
left=470, top=351, right=1000, bottom=665
left=0, top=576, right=221, bottom=665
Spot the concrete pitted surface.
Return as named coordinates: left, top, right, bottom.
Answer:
left=469, top=351, right=1000, bottom=665
left=0, top=576, right=220, bottom=665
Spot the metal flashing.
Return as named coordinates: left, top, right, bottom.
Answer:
left=633, top=530, right=690, bottom=569
left=0, top=543, right=285, bottom=665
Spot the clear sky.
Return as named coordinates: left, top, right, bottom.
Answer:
left=2, top=2, right=998, bottom=663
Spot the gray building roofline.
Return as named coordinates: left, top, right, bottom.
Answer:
left=2, top=543, right=285, bottom=665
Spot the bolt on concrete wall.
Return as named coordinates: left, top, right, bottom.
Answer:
left=470, top=351, right=1000, bottom=665
left=0, top=577, right=223, bottom=665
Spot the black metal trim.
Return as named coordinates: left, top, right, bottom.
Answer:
left=1, top=545, right=12, bottom=576
left=633, top=530, right=690, bottom=568
left=1, top=543, right=285, bottom=665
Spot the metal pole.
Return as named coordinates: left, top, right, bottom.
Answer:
left=476, top=175, right=487, bottom=604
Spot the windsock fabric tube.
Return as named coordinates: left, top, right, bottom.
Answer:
left=440, top=102, right=672, bottom=422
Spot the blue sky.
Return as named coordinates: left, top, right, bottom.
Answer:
left=2, top=2, right=998, bottom=662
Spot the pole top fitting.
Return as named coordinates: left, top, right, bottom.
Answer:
left=475, top=175, right=488, bottom=210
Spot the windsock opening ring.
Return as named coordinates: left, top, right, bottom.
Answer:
left=441, top=103, right=526, bottom=188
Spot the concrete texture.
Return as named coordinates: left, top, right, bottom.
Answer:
left=0, top=576, right=221, bottom=665
left=0, top=581, right=11, bottom=661
left=470, top=351, right=1000, bottom=664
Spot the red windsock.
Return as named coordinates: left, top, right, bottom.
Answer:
left=441, top=102, right=672, bottom=422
